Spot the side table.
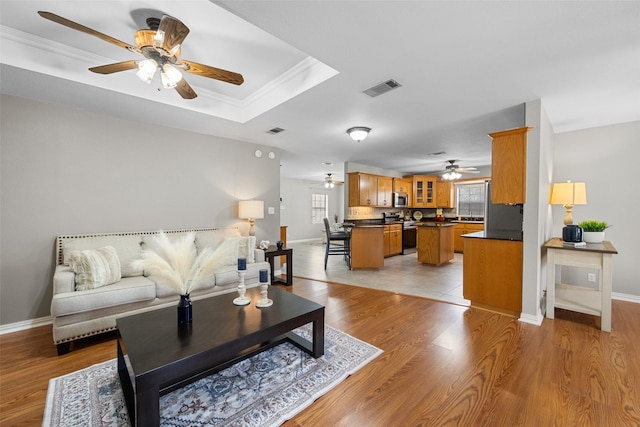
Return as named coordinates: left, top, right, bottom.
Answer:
left=264, top=246, right=293, bottom=286
left=544, top=237, right=618, bottom=332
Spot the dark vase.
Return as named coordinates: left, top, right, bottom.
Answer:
left=177, top=294, right=192, bottom=324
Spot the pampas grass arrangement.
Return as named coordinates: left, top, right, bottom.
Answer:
left=131, top=232, right=229, bottom=295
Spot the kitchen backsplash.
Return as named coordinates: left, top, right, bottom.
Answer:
left=347, top=207, right=456, bottom=220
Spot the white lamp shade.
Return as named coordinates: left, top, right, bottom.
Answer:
left=550, top=181, right=587, bottom=205
left=238, top=200, right=264, bottom=219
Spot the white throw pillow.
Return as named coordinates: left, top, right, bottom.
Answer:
left=68, top=246, right=122, bottom=291
left=238, top=236, right=256, bottom=263
left=216, top=237, right=242, bottom=265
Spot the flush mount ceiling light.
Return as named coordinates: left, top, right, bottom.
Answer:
left=346, top=127, right=371, bottom=143
left=324, top=173, right=335, bottom=189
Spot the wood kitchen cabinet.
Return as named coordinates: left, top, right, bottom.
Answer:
left=463, top=236, right=522, bottom=316
left=490, top=127, right=531, bottom=204
left=383, top=224, right=402, bottom=257
left=412, top=175, right=437, bottom=208
left=417, top=224, right=454, bottom=266
left=377, top=176, right=393, bottom=208
left=435, top=181, right=455, bottom=208
left=348, top=172, right=377, bottom=207
left=393, top=178, right=412, bottom=194
left=453, top=223, right=484, bottom=253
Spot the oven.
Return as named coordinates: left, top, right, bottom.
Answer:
left=402, top=221, right=417, bottom=254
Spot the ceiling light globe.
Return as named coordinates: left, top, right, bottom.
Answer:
left=347, top=127, right=371, bottom=142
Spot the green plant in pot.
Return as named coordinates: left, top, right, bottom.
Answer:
left=578, top=220, right=610, bottom=243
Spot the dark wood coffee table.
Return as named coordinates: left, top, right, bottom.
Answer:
left=116, top=286, right=325, bottom=427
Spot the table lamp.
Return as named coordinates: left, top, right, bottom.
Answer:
left=238, top=200, right=264, bottom=236
left=550, top=181, right=587, bottom=241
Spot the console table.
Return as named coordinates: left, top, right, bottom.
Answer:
left=264, top=246, right=293, bottom=286
left=544, top=238, right=618, bottom=332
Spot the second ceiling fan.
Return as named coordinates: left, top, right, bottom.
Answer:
left=38, top=11, right=244, bottom=99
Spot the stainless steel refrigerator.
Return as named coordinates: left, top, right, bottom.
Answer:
left=484, top=180, right=523, bottom=240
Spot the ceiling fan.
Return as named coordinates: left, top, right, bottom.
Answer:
left=38, top=11, right=244, bottom=99
left=439, top=160, right=479, bottom=180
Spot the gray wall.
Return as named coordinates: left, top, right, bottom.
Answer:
left=552, top=120, right=640, bottom=297
left=0, top=94, right=281, bottom=325
left=280, top=177, right=344, bottom=241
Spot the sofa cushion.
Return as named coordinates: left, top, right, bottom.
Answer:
left=62, top=235, right=143, bottom=277
left=50, top=276, right=156, bottom=317
left=68, top=246, right=121, bottom=291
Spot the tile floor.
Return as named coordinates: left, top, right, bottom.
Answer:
left=286, top=240, right=470, bottom=307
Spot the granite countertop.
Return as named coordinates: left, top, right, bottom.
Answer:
left=462, top=230, right=523, bottom=241
left=416, top=222, right=456, bottom=227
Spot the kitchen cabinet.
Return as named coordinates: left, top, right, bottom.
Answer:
left=435, top=181, right=455, bottom=208
left=417, top=224, right=454, bottom=266
left=383, top=224, right=402, bottom=257
left=489, top=127, right=531, bottom=204
left=463, top=236, right=522, bottom=316
left=393, top=178, right=412, bottom=194
left=348, top=172, right=377, bottom=207
left=453, top=223, right=484, bottom=253
left=377, top=176, right=393, bottom=208
left=412, top=175, right=437, bottom=208
left=350, top=226, right=384, bottom=270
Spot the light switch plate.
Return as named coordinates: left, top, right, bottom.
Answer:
left=268, top=207, right=275, bottom=214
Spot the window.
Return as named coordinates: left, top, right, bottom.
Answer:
left=311, top=193, right=328, bottom=224
left=455, top=182, right=486, bottom=217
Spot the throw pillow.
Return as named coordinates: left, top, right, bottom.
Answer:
left=215, top=237, right=241, bottom=266
left=68, top=246, right=122, bottom=291
left=238, top=236, right=256, bottom=263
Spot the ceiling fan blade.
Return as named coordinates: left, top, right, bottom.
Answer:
left=177, top=60, right=244, bottom=85
left=157, top=15, right=190, bottom=53
left=38, top=11, right=139, bottom=53
left=175, top=78, right=198, bottom=99
left=89, top=60, right=139, bottom=74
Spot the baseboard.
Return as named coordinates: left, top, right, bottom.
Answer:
left=612, top=292, right=640, bottom=303
left=0, top=315, right=52, bottom=335
left=288, top=238, right=321, bottom=243
left=519, top=313, right=544, bottom=326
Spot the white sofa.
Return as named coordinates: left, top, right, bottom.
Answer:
left=51, top=227, right=269, bottom=354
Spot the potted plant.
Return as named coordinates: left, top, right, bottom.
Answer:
left=578, top=220, right=610, bottom=243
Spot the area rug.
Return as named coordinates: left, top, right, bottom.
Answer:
left=42, top=324, right=382, bottom=426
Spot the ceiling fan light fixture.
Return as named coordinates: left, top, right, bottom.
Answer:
left=347, top=127, right=371, bottom=143
left=136, top=59, right=157, bottom=83
left=324, top=173, right=335, bottom=189
left=442, top=171, right=461, bottom=181
left=161, top=64, right=182, bottom=88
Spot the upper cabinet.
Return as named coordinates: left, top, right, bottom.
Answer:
left=411, top=175, right=437, bottom=208
left=489, top=126, right=531, bottom=204
left=435, top=181, right=455, bottom=209
left=392, top=178, right=412, bottom=194
left=377, top=176, right=393, bottom=207
left=348, top=172, right=378, bottom=207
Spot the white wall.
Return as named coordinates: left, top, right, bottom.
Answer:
left=552, top=120, right=640, bottom=298
left=280, top=177, right=344, bottom=241
left=0, top=95, right=281, bottom=325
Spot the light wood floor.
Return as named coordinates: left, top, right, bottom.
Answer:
left=2, top=278, right=640, bottom=426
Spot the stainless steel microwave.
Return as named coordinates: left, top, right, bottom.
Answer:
left=393, top=192, right=409, bottom=208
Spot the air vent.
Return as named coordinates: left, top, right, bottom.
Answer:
left=267, top=127, right=285, bottom=134
left=363, top=79, right=402, bottom=97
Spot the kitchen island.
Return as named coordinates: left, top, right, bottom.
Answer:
left=416, top=222, right=455, bottom=266
left=349, top=225, right=385, bottom=270
left=462, top=231, right=523, bottom=316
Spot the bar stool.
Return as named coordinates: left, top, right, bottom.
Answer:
left=323, top=218, right=350, bottom=269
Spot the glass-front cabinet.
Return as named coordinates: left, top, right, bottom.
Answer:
left=412, top=175, right=436, bottom=208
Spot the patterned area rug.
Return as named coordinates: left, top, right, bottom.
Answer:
left=43, top=325, right=381, bottom=426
